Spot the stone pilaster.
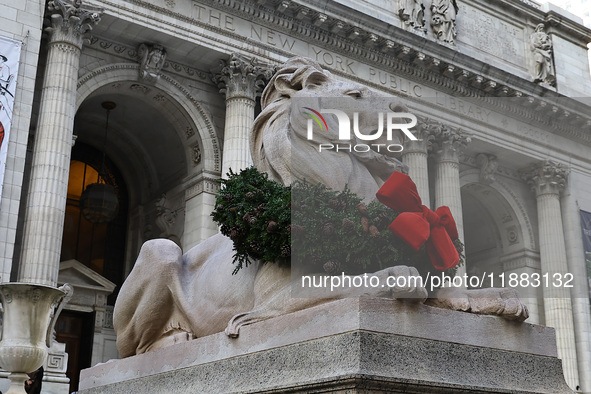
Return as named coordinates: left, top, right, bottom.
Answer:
left=19, top=0, right=101, bottom=286
left=213, top=54, right=273, bottom=177
left=520, top=160, right=579, bottom=388
left=401, top=119, right=433, bottom=206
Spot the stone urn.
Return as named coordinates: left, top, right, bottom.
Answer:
left=0, top=283, right=72, bottom=394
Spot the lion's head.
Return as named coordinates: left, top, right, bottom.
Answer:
left=250, top=57, right=408, bottom=201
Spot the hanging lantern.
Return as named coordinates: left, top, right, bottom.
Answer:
left=80, top=182, right=119, bottom=223
left=80, top=101, right=119, bottom=224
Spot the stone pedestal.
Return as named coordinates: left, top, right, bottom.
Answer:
left=79, top=298, right=572, bottom=394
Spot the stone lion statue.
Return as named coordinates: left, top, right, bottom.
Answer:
left=113, top=57, right=528, bottom=358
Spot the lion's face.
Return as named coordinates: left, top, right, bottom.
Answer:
left=251, top=57, right=408, bottom=201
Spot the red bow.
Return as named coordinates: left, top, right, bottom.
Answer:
left=376, top=172, right=460, bottom=270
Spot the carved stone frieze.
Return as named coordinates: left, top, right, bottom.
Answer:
left=46, top=0, right=102, bottom=49
left=212, top=53, right=275, bottom=100
left=520, top=159, right=568, bottom=196
left=86, top=0, right=591, bottom=145
left=86, top=37, right=209, bottom=81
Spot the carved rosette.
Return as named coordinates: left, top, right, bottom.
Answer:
left=520, top=160, right=568, bottom=196
left=428, top=121, right=470, bottom=162
left=46, top=0, right=102, bottom=49
left=212, top=53, right=275, bottom=100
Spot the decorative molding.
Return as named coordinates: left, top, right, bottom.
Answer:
left=500, top=249, right=541, bottom=271
left=212, top=53, right=275, bottom=100
left=520, top=159, right=569, bottom=197
left=93, top=0, right=591, bottom=145
left=475, top=153, right=498, bottom=184
left=185, top=127, right=196, bottom=139
left=77, top=63, right=221, bottom=172
left=46, top=0, right=102, bottom=48
left=496, top=180, right=536, bottom=250
left=427, top=121, right=470, bottom=162
left=184, top=173, right=221, bottom=200
left=460, top=153, right=520, bottom=180
left=137, top=43, right=167, bottom=83
left=191, top=144, right=202, bottom=166
left=104, top=306, right=114, bottom=329
left=86, top=36, right=209, bottom=81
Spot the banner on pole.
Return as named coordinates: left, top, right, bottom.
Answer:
left=579, top=210, right=591, bottom=300
left=0, top=36, right=22, bottom=204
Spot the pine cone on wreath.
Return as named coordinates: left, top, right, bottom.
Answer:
left=357, top=202, right=368, bottom=216
left=280, top=244, right=291, bottom=258
left=322, top=222, right=335, bottom=236
left=369, top=225, right=381, bottom=238
left=342, top=218, right=355, bottom=233
left=266, top=221, right=278, bottom=233
left=230, top=227, right=241, bottom=240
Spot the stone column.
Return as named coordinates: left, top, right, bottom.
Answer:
left=431, top=124, right=469, bottom=274
left=19, top=0, right=101, bottom=286
left=213, top=54, right=273, bottom=177
left=401, top=120, right=432, bottom=206
left=521, top=160, right=579, bottom=389
left=561, top=185, right=591, bottom=393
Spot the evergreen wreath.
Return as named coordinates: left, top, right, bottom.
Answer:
left=211, top=167, right=464, bottom=277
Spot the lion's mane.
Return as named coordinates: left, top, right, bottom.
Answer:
left=250, top=57, right=407, bottom=200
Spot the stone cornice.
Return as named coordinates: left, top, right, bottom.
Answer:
left=88, top=0, right=591, bottom=145
left=207, top=0, right=591, bottom=142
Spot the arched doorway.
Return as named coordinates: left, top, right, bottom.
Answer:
left=58, top=142, right=128, bottom=392
left=461, top=177, right=541, bottom=324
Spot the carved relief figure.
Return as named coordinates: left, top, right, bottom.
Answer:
left=530, top=24, right=556, bottom=86
left=138, top=43, right=167, bottom=83
left=113, top=57, right=528, bottom=358
left=430, top=0, right=458, bottom=44
left=398, top=0, right=425, bottom=31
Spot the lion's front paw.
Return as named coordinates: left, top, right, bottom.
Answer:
left=428, top=287, right=529, bottom=322
left=377, top=265, right=428, bottom=302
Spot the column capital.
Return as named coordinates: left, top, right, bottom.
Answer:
left=402, top=118, right=435, bottom=154
left=212, top=53, right=275, bottom=100
left=520, top=160, right=568, bottom=196
left=427, top=121, right=470, bottom=162
left=46, top=0, right=102, bottom=49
